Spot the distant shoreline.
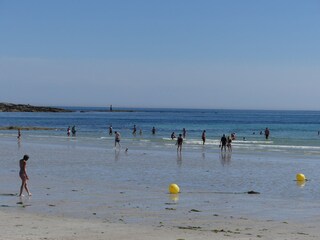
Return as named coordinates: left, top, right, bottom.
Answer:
left=0, top=102, right=137, bottom=113
left=0, top=102, right=72, bottom=112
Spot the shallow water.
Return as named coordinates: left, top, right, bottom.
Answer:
left=0, top=137, right=319, bottom=223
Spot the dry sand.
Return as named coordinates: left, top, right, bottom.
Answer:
left=1, top=207, right=319, bottom=240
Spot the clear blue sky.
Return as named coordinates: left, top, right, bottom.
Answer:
left=1, top=0, right=320, bottom=110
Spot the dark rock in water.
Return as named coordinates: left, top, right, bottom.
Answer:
left=0, top=102, right=72, bottom=112
left=0, top=193, right=16, bottom=196
left=247, top=191, right=260, bottom=194
left=189, top=209, right=202, bottom=212
left=0, top=126, right=57, bottom=131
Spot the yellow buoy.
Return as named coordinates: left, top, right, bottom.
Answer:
left=296, top=173, right=306, bottom=181
left=169, top=183, right=180, bottom=194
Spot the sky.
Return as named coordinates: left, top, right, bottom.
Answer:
left=0, top=0, right=320, bottom=110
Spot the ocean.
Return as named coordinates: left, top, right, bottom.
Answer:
left=1, top=108, right=320, bottom=222
left=1, top=108, right=320, bottom=154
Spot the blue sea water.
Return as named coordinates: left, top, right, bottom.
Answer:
left=1, top=108, right=320, bottom=154
left=1, top=108, right=320, bottom=222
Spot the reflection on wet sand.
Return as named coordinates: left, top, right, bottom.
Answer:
left=176, top=152, right=182, bottom=167
left=220, top=152, right=231, bottom=166
left=114, top=149, right=120, bottom=161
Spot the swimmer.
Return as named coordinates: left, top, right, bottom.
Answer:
left=231, top=132, right=236, bottom=140
left=171, top=132, right=176, bottom=139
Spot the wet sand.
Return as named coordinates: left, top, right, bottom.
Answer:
left=1, top=137, right=320, bottom=239
left=1, top=207, right=320, bottom=240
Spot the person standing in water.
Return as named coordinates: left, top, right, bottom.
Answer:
left=264, top=127, right=270, bottom=140
left=182, top=128, right=187, bottom=138
left=114, top=131, right=121, bottom=148
left=202, top=130, right=206, bottom=145
left=133, top=125, right=137, bottom=135
left=227, top=136, right=232, bottom=152
left=109, top=125, right=113, bottom=135
left=220, top=134, right=227, bottom=152
left=19, top=155, right=31, bottom=196
left=17, top=129, right=21, bottom=139
left=152, top=127, right=156, bottom=135
left=71, top=125, right=76, bottom=136
left=177, top=134, right=183, bottom=153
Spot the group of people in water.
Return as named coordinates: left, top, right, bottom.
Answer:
left=67, top=126, right=77, bottom=136
left=171, top=129, right=234, bottom=152
left=107, top=124, right=270, bottom=153
left=66, top=124, right=271, bottom=153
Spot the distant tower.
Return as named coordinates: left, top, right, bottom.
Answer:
left=110, top=105, right=113, bottom=112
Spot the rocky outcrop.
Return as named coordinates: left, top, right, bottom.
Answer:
left=0, top=103, right=72, bottom=112
left=0, top=126, right=57, bottom=130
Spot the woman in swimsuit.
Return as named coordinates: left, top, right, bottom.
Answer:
left=19, top=155, right=31, bottom=196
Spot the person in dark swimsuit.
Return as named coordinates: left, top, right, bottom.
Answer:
left=19, top=155, right=31, bottom=196
left=264, top=127, right=270, bottom=140
left=109, top=125, right=113, bottom=135
left=115, top=131, right=121, bottom=148
left=17, top=129, right=21, bottom=139
left=202, top=130, right=206, bottom=145
left=182, top=128, right=187, bottom=138
left=171, top=132, right=176, bottom=140
left=71, top=125, right=76, bottom=136
left=220, top=134, right=227, bottom=152
left=177, top=134, right=183, bottom=153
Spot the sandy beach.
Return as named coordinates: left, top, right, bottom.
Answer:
left=1, top=206, right=320, bottom=240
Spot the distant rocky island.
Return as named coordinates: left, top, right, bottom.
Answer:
left=0, top=103, right=72, bottom=112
